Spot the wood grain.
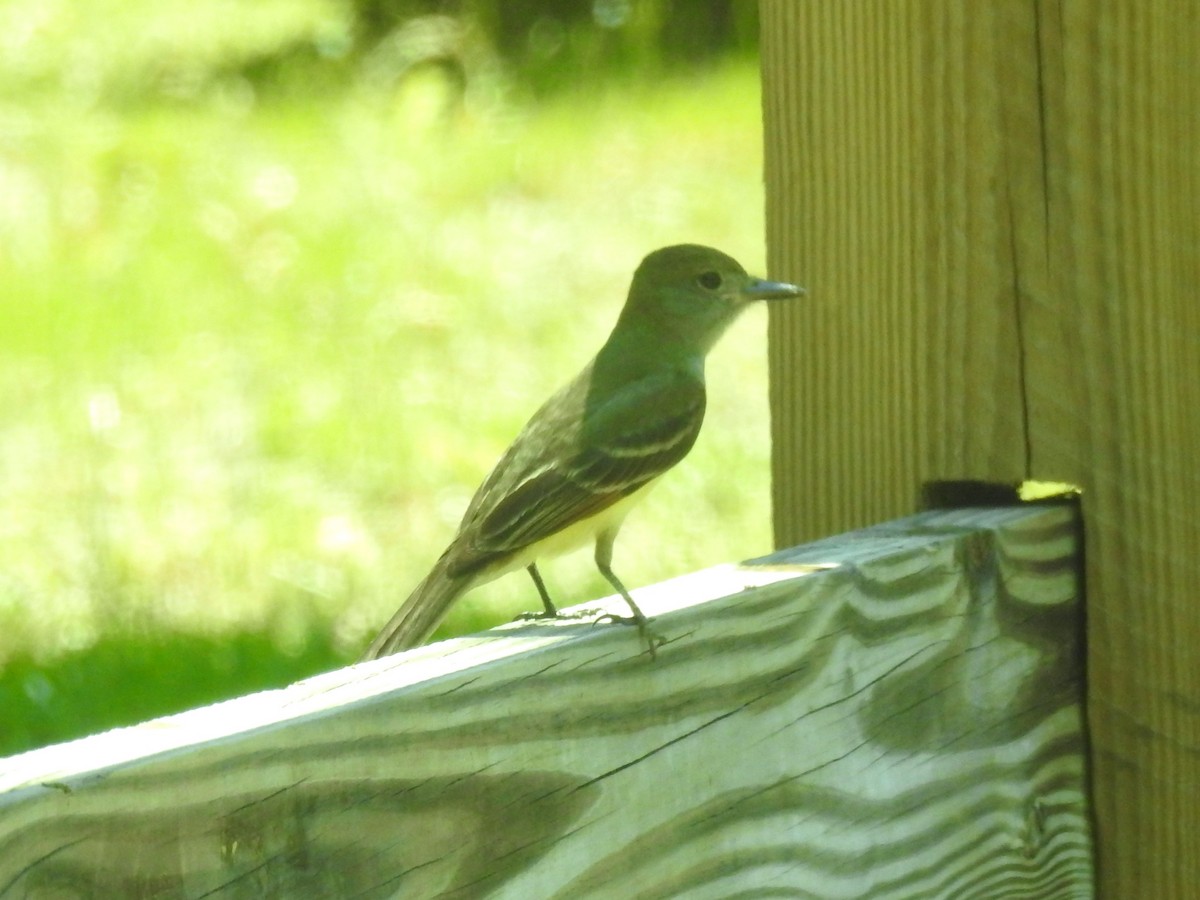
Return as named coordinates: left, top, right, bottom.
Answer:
left=762, top=4, right=1199, bottom=895
left=0, top=506, right=1088, bottom=898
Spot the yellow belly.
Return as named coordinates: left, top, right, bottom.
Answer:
left=481, top=477, right=661, bottom=581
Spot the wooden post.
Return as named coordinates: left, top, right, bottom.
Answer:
left=0, top=507, right=1087, bottom=897
left=761, top=4, right=1199, bottom=897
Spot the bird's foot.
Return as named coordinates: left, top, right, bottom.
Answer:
left=513, top=606, right=603, bottom=622
left=592, top=612, right=665, bottom=660
left=514, top=609, right=557, bottom=622
left=514, top=606, right=664, bottom=658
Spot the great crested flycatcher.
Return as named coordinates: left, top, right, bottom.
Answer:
left=363, top=244, right=804, bottom=660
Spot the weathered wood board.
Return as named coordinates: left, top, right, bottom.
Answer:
left=0, top=505, right=1089, bottom=898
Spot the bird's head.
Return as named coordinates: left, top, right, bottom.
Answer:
left=620, top=244, right=805, bottom=354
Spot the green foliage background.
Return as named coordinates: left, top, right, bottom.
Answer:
left=0, top=0, right=772, bottom=757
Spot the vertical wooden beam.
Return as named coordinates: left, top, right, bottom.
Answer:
left=761, top=2, right=1200, bottom=896
left=1042, top=6, right=1200, bottom=893
left=762, top=3, right=1034, bottom=542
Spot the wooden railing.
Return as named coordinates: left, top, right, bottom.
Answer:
left=0, top=504, right=1090, bottom=898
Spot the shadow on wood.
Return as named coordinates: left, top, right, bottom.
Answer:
left=0, top=505, right=1090, bottom=898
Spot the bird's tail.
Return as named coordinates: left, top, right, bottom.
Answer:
left=361, top=552, right=474, bottom=660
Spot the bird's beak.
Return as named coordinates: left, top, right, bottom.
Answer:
left=744, top=278, right=806, bottom=301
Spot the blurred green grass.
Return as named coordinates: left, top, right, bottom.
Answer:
left=0, top=12, right=773, bottom=756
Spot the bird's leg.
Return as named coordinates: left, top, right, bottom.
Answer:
left=593, top=533, right=665, bottom=658
left=515, top=563, right=559, bottom=619
left=527, top=563, right=558, bottom=617
left=516, top=563, right=603, bottom=623
left=595, top=563, right=647, bottom=624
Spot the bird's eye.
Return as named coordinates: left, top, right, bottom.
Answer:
left=696, top=271, right=722, bottom=290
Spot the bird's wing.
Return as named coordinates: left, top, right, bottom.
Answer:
left=447, top=372, right=705, bottom=575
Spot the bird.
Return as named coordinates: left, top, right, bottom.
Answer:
left=363, top=244, right=804, bottom=660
